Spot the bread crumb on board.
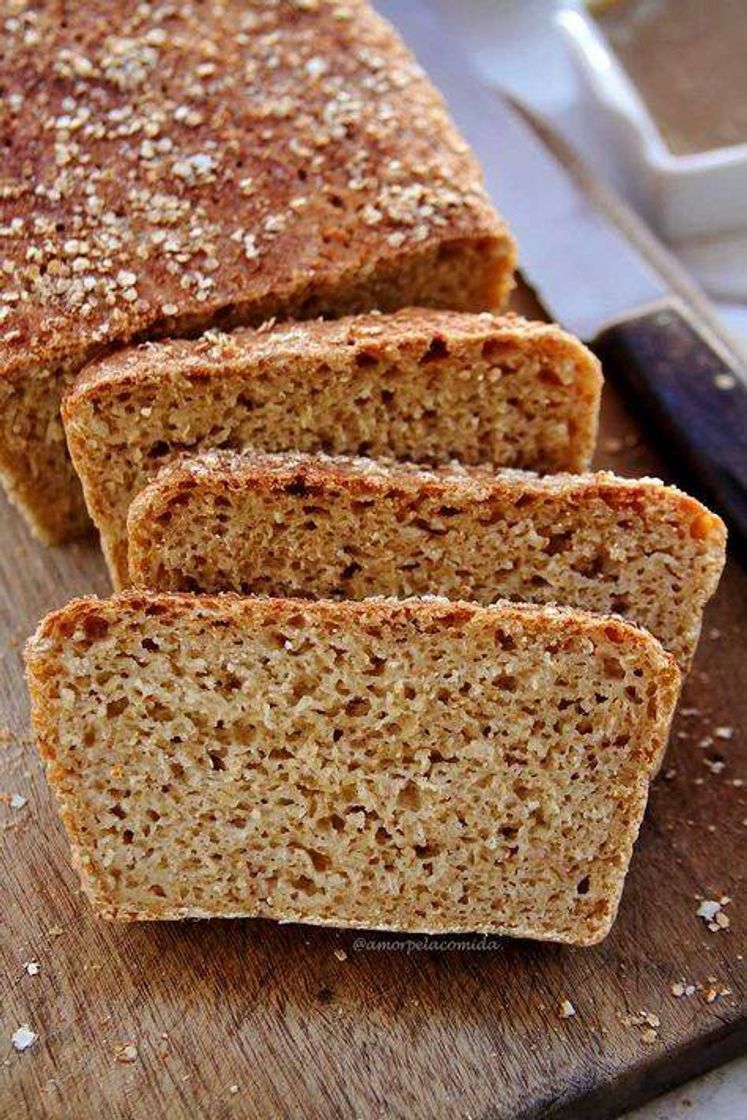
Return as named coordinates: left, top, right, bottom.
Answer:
left=12, top=1026, right=38, bottom=1053
left=113, top=1043, right=138, bottom=1064
left=670, top=981, right=696, bottom=998
left=619, top=1010, right=661, bottom=1045
left=696, top=897, right=732, bottom=932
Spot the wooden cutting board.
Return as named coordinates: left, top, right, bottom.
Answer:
left=1, top=286, right=745, bottom=1120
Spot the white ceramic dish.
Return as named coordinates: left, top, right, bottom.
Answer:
left=557, top=4, right=747, bottom=241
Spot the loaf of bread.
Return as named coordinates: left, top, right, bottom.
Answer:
left=64, top=309, right=601, bottom=587
left=25, top=592, right=680, bottom=944
left=0, top=0, right=516, bottom=546
left=128, top=451, right=725, bottom=673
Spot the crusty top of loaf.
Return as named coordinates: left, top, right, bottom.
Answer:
left=132, top=447, right=727, bottom=540
left=66, top=309, right=599, bottom=401
left=27, top=590, right=679, bottom=684
left=0, top=1, right=509, bottom=379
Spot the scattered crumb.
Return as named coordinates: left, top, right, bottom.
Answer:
left=696, top=898, right=731, bottom=932
left=559, top=999, right=576, bottom=1019
left=47, top=926, right=64, bottom=939
left=708, top=628, right=721, bottom=640
left=663, top=768, right=677, bottom=781
left=703, top=757, right=726, bottom=775
left=333, top=948, right=347, bottom=962
left=704, top=985, right=732, bottom=1004
left=9, top=793, right=27, bottom=810
left=24, top=962, right=40, bottom=976
left=670, top=981, right=696, bottom=998
left=714, top=373, right=737, bottom=390
left=12, top=1026, right=37, bottom=1052
left=229, top=1085, right=239, bottom=1095
left=113, top=1043, right=138, bottom=1063
left=714, top=726, right=733, bottom=741
left=621, top=1009, right=661, bottom=1044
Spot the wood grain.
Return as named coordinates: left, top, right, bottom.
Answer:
left=1, top=289, right=745, bottom=1120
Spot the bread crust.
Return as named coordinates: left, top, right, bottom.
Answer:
left=129, top=445, right=723, bottom=517
left=0, top=1, right=515, bottom=542
left=26, top=592, right=680, bottom=944
left=67, top=309, right=590, bottom=402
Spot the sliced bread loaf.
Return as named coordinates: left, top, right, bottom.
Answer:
left=63, top=310, right=602, bottom=587
left=25, top=592, right=680, bottom=944
left=0, top=0, right=515, bottom=545
left=128, top=451, right=725, bottom=674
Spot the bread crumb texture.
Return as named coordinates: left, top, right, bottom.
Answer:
left=64, top=309, right=601, bottom=585
left=25, top=593, right=680, bottom=944
left=0, top=0, right=515, bottom=544
left=128, top=450, right=725, bottom=673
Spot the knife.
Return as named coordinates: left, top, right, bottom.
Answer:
left=377, top=0, right=747, bottom=546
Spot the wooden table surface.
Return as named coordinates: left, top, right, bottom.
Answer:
left=1, top=289, right=745, bottom=1120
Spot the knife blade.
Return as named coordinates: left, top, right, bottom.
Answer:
left=376, top=0, right=747, bottom=545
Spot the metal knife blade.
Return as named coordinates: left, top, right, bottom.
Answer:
left=375, top=0, right=666, bottom=339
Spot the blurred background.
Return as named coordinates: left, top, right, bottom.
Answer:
left=425, top=0, right=747, bottom=355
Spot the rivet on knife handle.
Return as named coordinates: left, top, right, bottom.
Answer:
left=594, top=297, right=747, bottom=547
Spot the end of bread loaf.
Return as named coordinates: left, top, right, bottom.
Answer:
left=63, top=310, right=601, bottom=587
left=0, top=0, right=516, bottom=545
left=25, top=593, right=680, bottom=945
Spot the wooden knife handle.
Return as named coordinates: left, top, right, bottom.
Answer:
left=594, top=300, right=747, bottom=548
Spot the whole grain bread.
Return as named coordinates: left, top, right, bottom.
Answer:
left=0, top=0, right=515, bottom=545
left=64, top=309, right=601, bottom=587
left=25, top=592, right=680, bottom=944
left=128, top=451, right=726, bottom=673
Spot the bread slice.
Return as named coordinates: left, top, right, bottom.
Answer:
left=64, top=310, right=602, bottom=587
left=25, top=592, right=680, bottom=944
left=0, top=0, right=516, bottom=545
left=128, top=451, right=725, bottom=674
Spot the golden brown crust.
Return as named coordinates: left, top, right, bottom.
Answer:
left=25, top=592, right=680, bottom=940
left=128, top=445, right=724, bottom=521
left=1, top=4, right=513, bottom=376
left=67, top=309, right=583, bottom=401
left=0, top=1, right=516, bottom=542
left=26, top=587, right=677, bottom=658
